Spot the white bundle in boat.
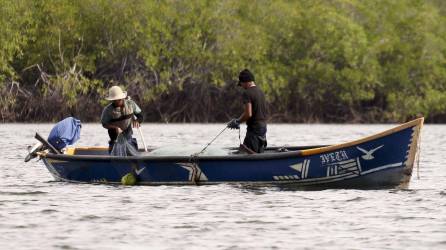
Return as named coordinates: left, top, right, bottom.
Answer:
left=147, top=145, right=230, bottom=156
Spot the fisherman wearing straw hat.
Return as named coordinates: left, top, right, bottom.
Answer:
left=101, top=86, right=144, bottom=153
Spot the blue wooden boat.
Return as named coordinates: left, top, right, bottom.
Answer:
left=28, top=118, right=423, bottom=189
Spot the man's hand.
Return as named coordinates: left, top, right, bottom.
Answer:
left=116, top=127, right=123, bottom=134
left=227, top=118, right=240, bottom=129
left=132, top=120, right=140, bottom=128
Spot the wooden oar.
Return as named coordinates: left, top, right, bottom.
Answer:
left=137, top=126, right=148, bottom=152
left=133, top=115, right=148, bottom=152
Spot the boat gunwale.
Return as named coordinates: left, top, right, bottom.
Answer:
left=39, top=118, right=424, bottom=162
left=300, top=118, right=423, bottom=156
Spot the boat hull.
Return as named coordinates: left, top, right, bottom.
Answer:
left=39, top=118, right=423, bottom=189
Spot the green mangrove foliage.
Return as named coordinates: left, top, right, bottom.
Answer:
left=0, top=0, right=445, bottom=122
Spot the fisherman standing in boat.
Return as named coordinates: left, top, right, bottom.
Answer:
left=101, top=86, right=144, bottom=153
left=227, top=69, right=268, bottom=153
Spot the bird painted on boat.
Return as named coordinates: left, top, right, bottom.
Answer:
left=356, top=145, right=384, bottom=160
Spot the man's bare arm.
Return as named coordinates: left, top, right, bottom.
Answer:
left=102, top=124, right=122, bottom=133
left=238, top=102, right=252, bottom=122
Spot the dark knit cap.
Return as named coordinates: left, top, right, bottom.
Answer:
left=238, top=69, right=255, bottom=85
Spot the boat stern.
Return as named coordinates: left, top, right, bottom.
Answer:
left=401, top=117, right=423, bottom=184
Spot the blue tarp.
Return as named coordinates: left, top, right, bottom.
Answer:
left=48, top=117, right=82, bottom=150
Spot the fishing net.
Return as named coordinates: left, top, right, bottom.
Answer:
left=147, top=145, right=230, bottom=156
left=111, top=134, right=140, bottom=156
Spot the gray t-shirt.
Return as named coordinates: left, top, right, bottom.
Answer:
left=101, top=99, right=142, bottom=130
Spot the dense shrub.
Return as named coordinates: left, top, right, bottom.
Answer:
left=0, top=0, right=445, bottom=122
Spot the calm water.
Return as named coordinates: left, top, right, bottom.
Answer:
left=0, top=123, right=445, bottom=250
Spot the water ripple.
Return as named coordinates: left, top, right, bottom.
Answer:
left=0, top=191, right=47, bottom=196
left=0, top=124, right=445, bottom=250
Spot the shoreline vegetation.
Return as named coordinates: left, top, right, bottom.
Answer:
left=1, top=0, right=446, bottom=123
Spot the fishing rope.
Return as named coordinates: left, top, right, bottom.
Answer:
left=188, top=126, right=228, bottom=185
left=195, top=126, right=228, bottom=156
left=416, top=130, right=422, bottom=179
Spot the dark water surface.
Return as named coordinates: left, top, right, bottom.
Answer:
left=0, top=123, right=445, bottom=250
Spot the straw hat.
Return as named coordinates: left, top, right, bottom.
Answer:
left=105, top=86, right=127, bottom=101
